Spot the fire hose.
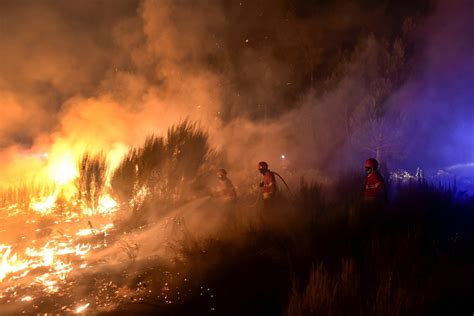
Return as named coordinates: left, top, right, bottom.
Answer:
left=272, top=171, right=291, bottom=194
left=249, top=171, right=291, bottom=207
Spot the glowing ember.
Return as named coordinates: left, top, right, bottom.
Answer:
left=0, top=216, right=108, bottom=296
left=0, top=184, right=118, bottom=313
left=76, top=223, right=114, bottom=236
left=131, top=187, right=149, bottom=208
left=0, top=245, right=30, bottom=281
left=76, top=229, right=94, bottom=237
left=35, top=274, right=59, bottom=293
left=75, top=302, right=90, bottom=314
left=53, top=260, right=73, bottom=280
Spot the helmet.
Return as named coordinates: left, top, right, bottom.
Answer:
left=258, top=161, right=269, bottom=174
left=365, top=158, right=379, bottom=169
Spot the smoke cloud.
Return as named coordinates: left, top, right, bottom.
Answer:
left=0, top=0, right=470, bottom=188
left=392, top=0, right=474, bottom=172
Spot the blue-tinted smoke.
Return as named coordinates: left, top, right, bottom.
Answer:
left=392, top=0, right=474, bottom=180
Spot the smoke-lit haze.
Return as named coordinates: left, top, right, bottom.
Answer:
left=0, top=0, right=471, bottom=187
left=394, top=0, right=474, bottom=172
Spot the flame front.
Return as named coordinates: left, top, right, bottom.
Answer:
left=48, top=153, right=78, bottom=186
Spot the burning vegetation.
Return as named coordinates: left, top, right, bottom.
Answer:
left=0, top=122, right=473, bottom=315
left=0, top=0, right=473, bottom=315
left=0, top=121, right=214, bottom=314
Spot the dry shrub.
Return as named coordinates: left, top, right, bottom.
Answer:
left=111, top=120, right=214, bottom=222
left=76, top=152, right=108, bottom=210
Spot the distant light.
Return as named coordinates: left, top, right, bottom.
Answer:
left=281, top=155, right=286, bottom=159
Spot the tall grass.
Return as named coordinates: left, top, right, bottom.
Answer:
left=156, top=178, right=474, bottom=316
left=0, top=182, right=57, bottom=213
left=283, top=179, right=474, bottom=316
left=287, top=259, right=357, bottom=316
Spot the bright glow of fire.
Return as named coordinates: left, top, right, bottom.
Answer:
left=0, top=245, right=30, bottom=281
left=48, top=153, right=78, bottom=185
left=31, top=194, right=58, bottom=214
left=98, top=195, right=118, bottom=213
left=0, top=137, right=127, bottom=312
left=82, top=195, right=119, bottom=216
left=0, top=221, right=114, bottom=298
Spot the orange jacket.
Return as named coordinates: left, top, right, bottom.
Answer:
left=364, top=171, right=385, bottom=201
left=261, top=170, right=277, bottom=199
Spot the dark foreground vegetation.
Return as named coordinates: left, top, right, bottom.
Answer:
left=1, top=122, right=473, bottom=315
left=120, top=183, right=472, bottom=316
left=100, top=122, right=474, bottom=316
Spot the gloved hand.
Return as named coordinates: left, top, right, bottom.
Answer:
left=263, top=192, right=273, bottom=200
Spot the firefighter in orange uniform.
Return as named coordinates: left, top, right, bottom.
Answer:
left=363, top=158, right=386, bottom=203
left=216, top=169, right=237, bottom=202
left=216, top=169, right=237, bottom=228
left=258, top=161, right=277, bottom=210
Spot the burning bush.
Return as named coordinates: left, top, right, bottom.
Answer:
left=111, top=120, right=214, bottom=223
left=75, top=152, right=108, bottom=211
